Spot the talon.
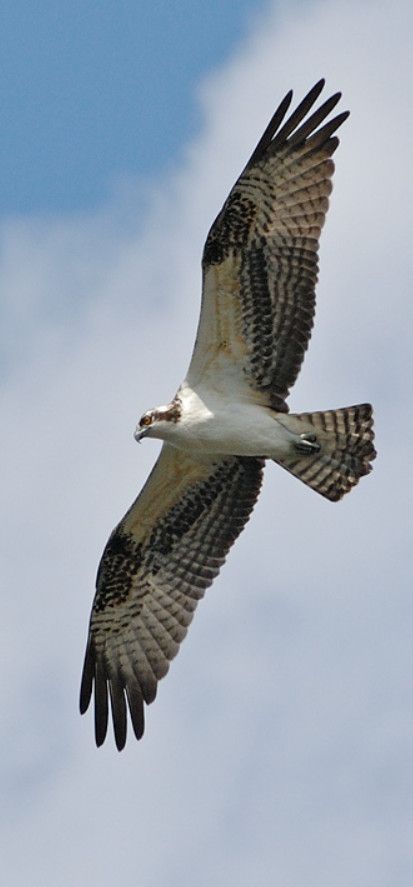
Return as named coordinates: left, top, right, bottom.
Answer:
left=294, top=432, right=321, bottom=454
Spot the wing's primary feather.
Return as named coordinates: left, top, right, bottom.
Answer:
left=80, top=445, right=264, bottom=749
left=186, top=81, right=349, bottom=409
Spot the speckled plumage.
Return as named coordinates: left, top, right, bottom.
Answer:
left=80, top=81, right=376, bottom=749
left=80, top=450, right=263, bottom=749
left=189, top=82, right=346, bottom=409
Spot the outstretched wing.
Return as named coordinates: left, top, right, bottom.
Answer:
left=80, top=445, right=263, bottom=749
left=186, top=80, right=349, bottom=410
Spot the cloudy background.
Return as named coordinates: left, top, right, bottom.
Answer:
left=2, top=1, right=412, bottom=884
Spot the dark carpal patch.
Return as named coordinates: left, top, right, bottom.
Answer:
left=203, top=190, right=256, bottom=265
left=94, top=530, right=143, bottom=611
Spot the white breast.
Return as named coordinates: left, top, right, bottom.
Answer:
left=161, top=382, right=296, bottom=459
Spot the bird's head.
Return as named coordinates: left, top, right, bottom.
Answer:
left=134, top=400, right=181, bottom=442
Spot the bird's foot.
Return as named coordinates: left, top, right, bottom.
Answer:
left=294, top=432, right=321, bottom=455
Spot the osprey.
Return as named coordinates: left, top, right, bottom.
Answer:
left=80, top=81, right=376, bottom=750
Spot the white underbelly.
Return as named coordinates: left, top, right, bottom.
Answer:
left=162, top=400, right=296, bottom=459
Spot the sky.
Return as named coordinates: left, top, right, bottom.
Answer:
left=1, top=0, right=263, bottom=213
left=1, top=1, right=413, bottom=885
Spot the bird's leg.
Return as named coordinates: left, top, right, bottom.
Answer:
left=294, top=433, right=321, bottom=455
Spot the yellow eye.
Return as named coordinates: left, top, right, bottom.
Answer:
left=140, top=414, right=153, bottom=428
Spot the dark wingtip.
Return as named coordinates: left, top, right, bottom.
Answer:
left=335, top=109, right=350, bottom=126
left=270, top=80, right=336, bottom=151
left=109, top=677, right=128, bottom=751
left=126, top=683, right=145, bottom=741
left=95, top=716, right=109, bottom=748
left=95, top=730, right=106, bottom=748
left=79, top=641, right=94, bottom=715
left=246, top=86, right=293, bottom=168
left=310, top=77, right=326, bottom=97
left=115, top=731, right=127, bottom=752
left=94, top=662, right=109, bottom=747
left=246, top=82, right=336, bottom=171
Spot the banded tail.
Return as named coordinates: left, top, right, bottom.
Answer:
left=276, top=404, right=376, bottom=501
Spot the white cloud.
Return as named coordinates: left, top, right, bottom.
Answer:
left=2, top=1, right=413, bottom=884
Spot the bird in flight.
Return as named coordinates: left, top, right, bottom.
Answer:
left=80, top=80, right=376, bottom=750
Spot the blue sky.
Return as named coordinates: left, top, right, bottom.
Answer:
left=2, top=0, right=267, bottom=213
left=2, top=2, right=413, bottom=885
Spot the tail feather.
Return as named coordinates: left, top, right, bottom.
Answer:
left=275, top=403, right=376, bottom=501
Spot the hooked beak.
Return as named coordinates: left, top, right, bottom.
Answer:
left=134, top=426, right=147, bottom=443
